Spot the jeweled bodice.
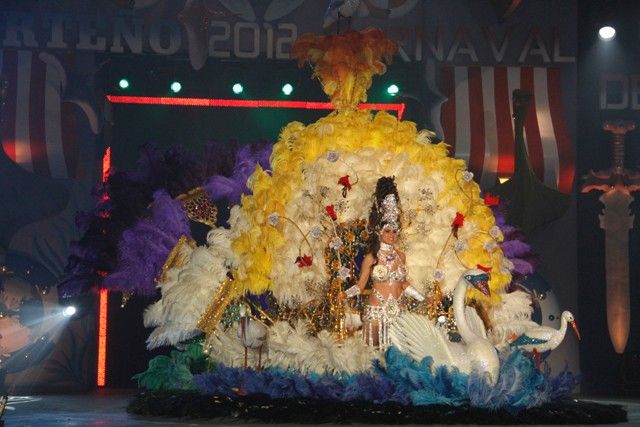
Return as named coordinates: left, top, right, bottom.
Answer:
left=371, top=244, right=406, bottom=284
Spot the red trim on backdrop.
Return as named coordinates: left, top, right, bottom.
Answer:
left=105, top=95, right=405, bottom=120
left=547, top=67, right=574, bottom=193
left=97, top=288, right=108, bottom=387
left=1, top=50, right=18, bottom=162
left=102, top=146, right=111, bottom=183
left=493, top=67, right=514, bottom=176
left=97, top=147, right=111, bottom=387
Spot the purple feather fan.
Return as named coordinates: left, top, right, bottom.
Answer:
left=102, top=190, right=191, bottom=296
left=60, top=141, right=244, bottom=298
left=60, top=167, right=158, bottom=298
left=203, top=142, right=273, bottom=205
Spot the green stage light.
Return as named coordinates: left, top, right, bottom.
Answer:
left=118, top=78, right=130, bottom=89
left=232, top=83, right=244, bottom=94
left=170, top=81, right=182, bottom=93
left=281, top=83, right=294, bottom=96
left=386, top=84, right=399, bottom=96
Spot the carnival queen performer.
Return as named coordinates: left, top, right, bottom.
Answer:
left=344, top=177, right=424, bottom=349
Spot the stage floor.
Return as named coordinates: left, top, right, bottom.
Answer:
left=2, top=389, right=639, bottom=426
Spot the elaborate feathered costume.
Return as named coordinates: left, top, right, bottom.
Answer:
left=119, top=29, right=578, bottom=408
left=145, top=29, right=516, bottom=369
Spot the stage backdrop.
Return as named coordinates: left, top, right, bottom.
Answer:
left=577, top=0, right=640, bottom=396
left=0, top=0, right=579, bottom=389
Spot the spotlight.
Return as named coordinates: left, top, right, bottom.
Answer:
left=281, top=83, right=293, bottom=96
left=598, top=26, right=616, bottom=41
left=386, top=84, right=399, bottom=96
left=169, top=81, right=182, bottom=93
left=118, top=78, right=130, bottom=89
left=62, top=306, right=77, bottom=317
left=232, top=83, right=244, bottom=95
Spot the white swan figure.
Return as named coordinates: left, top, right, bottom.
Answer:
left=486, top=289, right=541, bottom=350
left=509, top=310, right=580, bottom=368
left=390, top=269, right=500, bottom=384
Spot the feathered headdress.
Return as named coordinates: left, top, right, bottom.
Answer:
left=291, top=28, right=398, bottom=110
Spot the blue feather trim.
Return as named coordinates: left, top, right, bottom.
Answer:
left=193, top=347, right=579, bottom=411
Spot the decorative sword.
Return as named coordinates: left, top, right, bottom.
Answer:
left=581, top=120, right=640, bottom=354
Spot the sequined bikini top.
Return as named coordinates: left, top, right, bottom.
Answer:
left=371, top=243, right=407, bottom=283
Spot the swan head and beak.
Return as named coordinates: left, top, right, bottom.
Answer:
left=562, top=311, right=581, bottom=340
left=463, top=271, right=491, bottom=297
left=571, top=321, right=581, bottom=340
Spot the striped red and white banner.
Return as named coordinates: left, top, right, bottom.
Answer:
left=1, top=49, right=82, bottom=179
left=439, top=66, right=574, bottom=193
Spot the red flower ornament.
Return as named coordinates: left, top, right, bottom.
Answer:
left=325, top=204, right=337, bottom=221
left=338, top=175, right=352, bottom=197
left=484, top=193, right=500, bottom=207
left=451, top=212, right=465, bottom=238
left=295, top=255, right=313, bottom=268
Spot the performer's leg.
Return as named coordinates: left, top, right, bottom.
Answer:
left=364, top=320, right=380, bottom=348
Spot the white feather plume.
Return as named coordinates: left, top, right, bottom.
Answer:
left=143, top=242, right=195, bottom=348
left=487, top=290, right=539, bottom=348
left=205, top=324, right=260, bottom=368
left=146, top=324, right=202, bottom=349
left=205, top=319, right=378, bottom=374
left=144, top=227, right=239, bottom=349
left=490, top=290, right=534, bottom=323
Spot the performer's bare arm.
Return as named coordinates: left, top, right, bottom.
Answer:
left=356, top=254, right=375, bottom=291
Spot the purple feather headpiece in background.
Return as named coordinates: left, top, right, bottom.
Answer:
left=491, top=202, right=538, bottom=277
left=59, top=140, right=273, bottom=299
left=102, top=190, right=191, bottom=296
left=203, top=141, right=272, bottom=205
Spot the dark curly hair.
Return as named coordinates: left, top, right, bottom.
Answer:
left=367, top=176, right=401, bottom=264
left=368, top=176, right=400, bottom=231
